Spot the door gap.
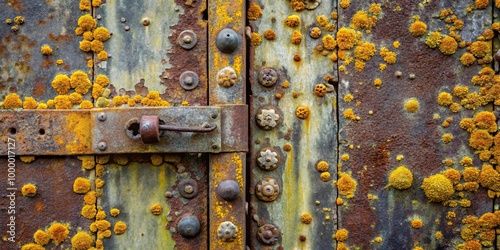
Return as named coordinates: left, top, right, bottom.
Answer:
left=334, top=1, right=340, bottom=249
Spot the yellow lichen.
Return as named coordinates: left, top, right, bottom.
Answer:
left=3, top=93, right=22, bottom=109
left=151, top=203, right=163, bottom=215
left=48, top=223, right=69, bottom=244
left=409, top=20, right=427, bottom=37
left=442, top=133, right=453, bottom=144
left=353, top=42, right=376, bottom=61
left=247, top=2, right=262, bottom=21
left=439, top=36, right=458, bottom=55
left=78, top=14, right=97, bottom=31
left=285, top=15, right=300, bottom=27
left=393, top=41, right=400, bottom=48
left=421, top=174, right=455, bottom=202
left=373, top=78, right=382, bottom=88
left=82, top=31, right=93, bottom=41
left=320, top=172, right=331, bottom=182
left=80, top=100, right=93, bottom=109
left=68, top=93, right=82, bottom=105
left=79, top=40, right=91, bottom=52
left=90, top=40, right=104, bottom=53
left=388, top=166, right=413, bottom=190
left=20, top=156, right=35, bottom=163
left=444, top=169, right=461, bottom=184
left=475, top=0, right=489, bottom=9
left=469, top=41, right=490, bottom=58
left=343, top=108, right=358, bottom=121
left=21, top=243, right=45, bottom=250
left=337, top=28, right=358, bottom=50
left=463, top=167, right=480, bottom=182
left=54, top=95, right=72, bottom=109
left=469, top=130, right=493, bottom=150
left=425, top=31, right=442, bottom=48
left=404, top=98, right=419, bottom=113
left=97, top=50, right=108, bottom=61
left=81, top=204, right=97, bottom=219
left=334, top=228, right=349, bottom=242
left=71, top=231, right=93, bottom=250
left=351, top=11, right=376, bottom=30
left=310, top=27, right=321, bottom=39
left=263, top=30, right=276, bottom=40
left=84, top=191, right=96, bottom=205
left=344, top=94, right=354, bottom=102
left=95, top=178, right=104, bottom=188
left=339, top=0, right=350, bottom=9
left=460, top=53, right=476, bottom=66
left=21, top=183, right=37, bottom=197
left=437, top=92, right=453, bottom=106
left=301, top=213, right=312, bottom=224
left=291, top=31, right=302, bottom=45
left=337, top=173, right=357, bottom=198
left=93, top=27, right=110, bottom=42
left=114, top=221, right=127, bottom=235
left=23, top=97, right=37, bottom=109
left=411, top=218, right=423, bottom=229
left=379, top=47, right=397, bottom=64
left=33, top=230, right=50, bottom=245
left=369, top=3, right=382, bottom=15
left=341, top=154, right=350, bottom=162
left=51, top=74, right=71, bottom=95
left=40, top=45, right=53, bottom=56
left=73, top=177, right=91, bottom=194
left=474, top=111, right=497, bottom=132
left=70, top=71, right=92, bottom=95
left=110, top=208, right=120, bottom=217
left=322, top=35, right=337, bottom=51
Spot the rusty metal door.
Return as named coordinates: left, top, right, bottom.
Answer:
left=248, top=0, right=500, bottom=249
left=0, top=0, right=246, bottom=249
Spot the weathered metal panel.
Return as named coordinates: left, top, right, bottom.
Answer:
left=248, top=0, right=338, bottom=249
left=0, top=0, right=89, bottom=102
left=337, top=1, right=493, bottom=249
left=0, top=156, right=91, bottom=249
left=94, top=0, right=208, bottom=106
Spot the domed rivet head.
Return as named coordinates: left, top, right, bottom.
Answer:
left=97, top=142, right=107, bottom=151
left=178, top=30, right=197, bottom=50
left=178, top=216, right=201, bottom=238
left=255, top=178, right=280, bottom=202
left=216, top=180, right=240, bottom=201
left=179, top=71, right=199, bottom=90
left=142, top=18, right=150, bottom=26
left=258, top=68, right=279, bottom=87
left=216, top=28, right=240, bottom=54
left=178, top=179, right=198, bottom=199
left=257, top=147, right=280, bottom=171
left=97, top=112, right=107, bottom=121
left=256, top=107, right=281, bottom=130
left=257, top=224, right=280, bottom=245
left=217, top=221, right=238, bottom=242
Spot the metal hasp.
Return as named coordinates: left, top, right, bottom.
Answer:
left=139, top=115, right=216, bottom=144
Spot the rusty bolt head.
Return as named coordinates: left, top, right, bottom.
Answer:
left=97, top=112, right=107, bottom=121
left=142, top=18, right=150, bottom=26
left=216, top=180, right=240, bottom=201
left=217, top=67, right=239, bottom=88
left=257, top=147, right=280, bottom=171
left=97, top=141, right=107, bottom=151
left=179, top=71, right=199, bottom=90
left=299, top=235, right=306, bottom=241
left=258, top=68, right=279, bottom=87
left=178, top=215, right=201, bottom=238
left=178, top=30, right=198, bottom=50
left=216, top=28, right=240, bottom=54
left=256, top=178, right=280, bottom=202
left=179, top=179, right=198, bottom=199
left=256, top=107, right=280, bottom=130
left=257, top=224, right=280, bottom=245
left=217, top=221, right=238, bottom=242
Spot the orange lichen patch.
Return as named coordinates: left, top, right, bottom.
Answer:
left=90, top=40, right=104, bottom=53
left=151, top=203, right=163, bottom=215
left=95, top=220, right=110, bottom=231
left=453, top=86, right=469, bottom=98
left=91, top=84, right=104, bottom=99
left=469, top=130, right=493, bottom=150
left=336, top=197, right=344, bottom=205
left=78, top=14, right=97, bottom=31
left=330, top=52, right=338, bottom=61
left=463, top=182, right=479, bottom=192
left=263, top=30, right=276, bottom=40
left=92, top=0, right=102, bottom=7
left=81, top=204, right=97, bottom=219
left=112, top=96, right=126, bottom=107
left=444, top=169, right=461, bottom=185
left=141, top=91, right=170, bottom=107
left=95, top=178, right=104, bottom=188
left=114, top=221, right=127, bottom=235
left=97, top=50, right=108, bottom=61
left=37, top=103, right=48, bottom=109
left=290, top=0, right=305, bottom=11
left=353, top=42, right=376, bottom=61
left=387, top=166, right=413, bottom=190
left=94, top=74, right=110, bottom=87
left=97, top=229, right=112, bottom=239
left=33, top=230, right=50, bottom=245
left=48, top=223, right=69, bottom=244
left=51, top=74, right=71, bottom=95
left=341, top=154, right=350, bottom=162
left=75, top=27, right=84, bottom=36
left=463, top=167, right=480, bottom=182
left=425, top=31, right=442, bottom=48
left=439, top=36, right=458, bottom=55
left=344, top=94, right=354, bottom=102
left=435, top=231, right=443, bottom=239
left=379, top=47, right=397, bottom=64
left=337, top=172, right=357, bottom=198
left=300, top=213, right=313, bottom=224
left=40, top=45, right=53, bottom=56
left=46, top=100, right=55, bottom=109
left=340, top=0, right=350, bottom=8
left=337, top=28, right=358, bottom=50
left=373, top=78, right=382, bottom=88
left=79, top=40, right=91, bottom=52
left=479, top=164, right=500, bottom=192
left=471, top=67, right=494, bottom=86
left=442, top=158, right=453, bottom=166
left=343, top=108, right=359, bottom=121
left=79, top=0, right=91, bottom=10
left=310, top=27, right=321, bottom=39
left=21, top=183, right=37, bottom=197
left=468, top=41, right=490, bottom=58
left=82, top=31, right=93, bottom=41
left=411, top=218, right=423, bottom=229
left=73, top=177, right=91, bottom=194
left=437, top=92, right=453, bottom=106
left=295, top=106, right=310, bottom=119
left=110, top=208, right=120, bottom=217
left=54, top=95, right=72, bottom=109
left=68, top=93, right=82, bottom=105
left=351, top=11, right=377, bottom=31
left=442, top=133, right=453, bottom=144
left=334, top=228, right=349, bottom=242
left=71, top=231, right=93, bottom=250
left=285, top=15, right=300, bottom=27
left=3, top=93, right=22, bottom=109
left=404, top=98, right=419, bottom=113
left=84, top=191, right=96, bottom=205
left=322, top=35, right=337, bottom=51
left=475, top=0, right=489, bottom=9
left=473, top=111, right=497, bottom=132
left=421, top=174, right=454, bottom=202
left=93, top=27, right=110, bottom=42
left=320, top=172, right=331, bottom=182
left=409, top=20, right=427, bottom=37
left=247, top=2, right=262, bottom=21
left=460, top=118, right=476, bottom=133
left=80, top=100, right=93, bottom=109
left=20, top=243, right=44, bottom=250
left=150, top=154, right=163, bottom=166
left=70, top=71, right=92, bottom=95
left=250, top=32, right=262, bottom=46
left=20, top=156, right=35, bottom=163
left=291, top=31, right=302, bottom=45
left=23, top=97, right=37, bottom=109
left=369, top=3, right=382, bottom=15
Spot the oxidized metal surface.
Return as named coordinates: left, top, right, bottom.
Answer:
left=249, top=0, right=338, bottom=249
left=338, top=1, right=493, bottom=249
left=218, top=104, right=248, bottom=152
left=98, top=154, right=208, bottom=249
left=94, top=0, right=208, bottom=106
left=0, top=156, right=91, bottom=249
left=0, top=0, right=88, bottom=102
left=0, top=110, right=92, bottom=156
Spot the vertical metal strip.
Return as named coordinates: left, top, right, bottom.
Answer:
left=208, top=0, right=247, bottom=248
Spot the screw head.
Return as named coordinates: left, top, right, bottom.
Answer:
left=184, top=185, right=194, bottom=194
left=256, top=178, right=280, bottom=202
left=216, top=180, right=240, bottom=201
left=211, top=113, right=218, bottom=119
left=124, top=25, right=130, bottom=31
left=216, top=28, right=240, bottom=54
left=178, top=216, right=201, bottom=238
left=184, top=76, right=194, bottom=85
left=217, top=221, right=238, bottom=242
left=178, top=179, right=198, bottom=199
left=258, top=68, right=279, bottom=87
left=120, top=17, right=126, bottom=23
left=179, top=71, right=199, bottom=90
left=183, top=35, right=192, bottom=44
left=98, top=141, right=107, bottom=151
left=97, top=112, right=106, bottom=121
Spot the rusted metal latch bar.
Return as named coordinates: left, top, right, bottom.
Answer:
left=0, top=105, right=248, bottom=156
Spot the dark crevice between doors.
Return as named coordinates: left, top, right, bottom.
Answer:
left=244, top=1, right=252, bottom=248
left=205, top=0, right=210, bottom=249
left=334, top=1, right=340, bottom=249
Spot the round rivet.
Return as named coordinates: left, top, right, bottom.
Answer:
left=165, top=191, right=173, bottom=198
left=179, top=71, right=199, bottom=90
left=256, top=107, right=281, bottom=130
left=216, top=180, right=240, bottom=201
left=97, top=142, right=107, bottom=151
left=257, top=224, right=280, bottom=245
left=211, top=113, right=218, bottom=119
left=178, top=179, right=198, bottom=199
left=178, top=30, right=198, bottom=50
left=258, top=68, right=279, bottom=87
left=257, top=147, right=280, bottom=171
left=216, top=28, right=240, bottom=54
left=120, top=17, right=126, bottom=23
left=217, top=67, right=238, bottom=88
left=97, top=112, right=106, bottom=121
left=96, top=14, right=102, bottom=20
left=124, top=25, right=130, bottom=31
left=217, top=221, right=238, bottom=242
left=142, top=18, right=150, bottom=26
left=178, top=216, right=201, bottom=238
left=256, top=178, right=280, bottom=202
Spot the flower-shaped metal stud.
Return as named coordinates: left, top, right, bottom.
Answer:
left=256, top=108, right=280, bottom=130
left=217, top=67, right=238, bottom=87
left=255, top=178, right=280, bottom=202
left=217, top=221, right=238, bottom=242
left=257, top=148, right=280, bottom=171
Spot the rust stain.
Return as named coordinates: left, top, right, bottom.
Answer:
left=31, top=81, right=45, bottom=97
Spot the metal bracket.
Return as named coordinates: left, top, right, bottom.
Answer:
left=0, top=105, right=248, bottom=155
